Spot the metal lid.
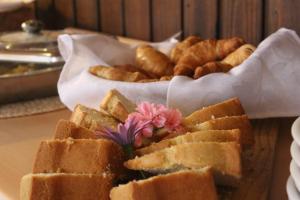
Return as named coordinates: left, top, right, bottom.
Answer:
left=0, top=20, right=64, bottom=64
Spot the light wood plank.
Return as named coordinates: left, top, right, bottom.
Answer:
left=100, top=0, right=123, bottom=35
left=265, top=0, right=300, bottom=37
left=124, top=0, right=151, bottom=41
left=220, top=0, right=263, bottom=45
left=75, top=0, right=98, bottom=30
left=152, top=0, right=182, bottom=41
left=183, top=0, right=217, bottom=39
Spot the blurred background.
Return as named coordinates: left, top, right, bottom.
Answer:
left=1, top=0, right=300, bottom=44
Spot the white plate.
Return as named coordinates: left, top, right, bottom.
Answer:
left=292, top=117, right=300, bottom=146
left=290, top=160, right=300, bottom=191
left=291, top=141, right=300, bottom=168
left=287, top=176, right=300, bottom=200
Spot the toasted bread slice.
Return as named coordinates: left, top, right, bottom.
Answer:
left=100, top=89, right=136, bottom=122
left=125, top=142, right=241, bottom=186
left=89, top=65, right=148, bottom=82
left=70, top=104, right=119, bottom=131
left=33, top=139, right=125, bottom=178
left=54, top=119, right=97, bottom=139
left=110, top=168, right=217, bottom=200
left=20, top=173, right=113, bottom=200
left=136, top=129, right=241, bottom=156
left=191, top=115, right=254, bottom=147
left=183, top=98, right=245, bottom=128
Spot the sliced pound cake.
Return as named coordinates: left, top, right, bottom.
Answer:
left=125, top=142, right=241, bottom=186
left=110, top=168, right=217, bottom=200
left=20, top=173, right=113, bottom=200
left=33, top=139, right=125, bottom=178
left=136, top=129, right=241, bottom=156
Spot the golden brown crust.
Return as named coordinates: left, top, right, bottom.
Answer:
left=54, top=119, right=97, bottom=139
left=70, top=104, right=119, bottom=131
left=159, top=75, right=174, bottom=81
left=222, top=44, right=256, bottom=67
left=110, top=168, right=218, bottom=200
left=174, top=37, right=245, bottom=76
left=193, top=62, right=233, bottom=79
left=191, top=115, right=254, bottom=147
left=125, top=142, right=242, bottom=186
left=113, top=64, right=150, bottom=76
left=170, top=36, right=202, bottom=64
left=136, top=129, right=241, bottom=156
left=100, top=89, right=136, bottom=122
left=183, top=98, right=245, bottom=128
left=137, top=79, right=160, bottom=83
left=20, top=173, right=113, bottom=200
left=89, top=65, right=148, bottom=82
left=136, top=45, right=174, bottom=78
left=33, top=139, right=125, bottom=178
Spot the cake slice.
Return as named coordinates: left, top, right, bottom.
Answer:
left=125, top=142, right=241, bottom=186
left=54, top=119, right=97, bottom=139
left=136, top=129, right=241, bottom=156
left=20, top=173, right=113, bottom=200
left=100, top=89, right=136, bottom=122
left=183, top=98, right=245, bottom=128
left=110, top=168, right=217, bottom=200
left=33, top=139, right=125, bottom=178
left=70, top=104, right=119, bottom=131
left=191, top=115, right=254, bottom=147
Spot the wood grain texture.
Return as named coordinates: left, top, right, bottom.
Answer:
left=124, top=0, right=151, bottom=41
left=265, top=0, right=300, bottom=37
left=99, top=0, right=123, bottom=35
left=183, top=0, right=217, bottom=39
left=75, top=0, right=98, bottom=30
left=0, top=4, right=35, bottom=32
left=219, top=0, right=263, bottom=45
left=35, top=0, right=55, bottom=29
left=152, top=0, right=182, bottom=41
left=220, top=118, right=279, bottom=199
left=54, top=0, right=75, bottom=28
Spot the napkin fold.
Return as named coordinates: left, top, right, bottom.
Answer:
left=58, top=28, right=300, bottom=118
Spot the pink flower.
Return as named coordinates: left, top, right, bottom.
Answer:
left=162, top=108, right=182, bottom=131
left=136, top=102, right=167, bottom=128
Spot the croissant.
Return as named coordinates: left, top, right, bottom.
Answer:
left=174, top=37, right=245, bottom=76
left=89, top=66, right=148, bottom=82
left=222, top=44, right=256, bottom=67
left=113, top=64, right=150, bottom=77
left=170, top=36, right=202, bottom=64
left=193, top=62, right=233, bottom=79
left=136, top=45, right=174, bottom=78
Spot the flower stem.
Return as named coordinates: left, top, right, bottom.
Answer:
left=123, top=144, right=135, bottom=159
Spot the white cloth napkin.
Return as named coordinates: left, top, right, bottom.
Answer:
left=58, top=28, right=300, bottom=118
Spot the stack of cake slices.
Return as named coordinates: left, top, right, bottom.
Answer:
left=20, top=89, right=254, bottom=200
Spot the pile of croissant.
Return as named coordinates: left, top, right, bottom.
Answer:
left=89, top=36, right=256, bottom=82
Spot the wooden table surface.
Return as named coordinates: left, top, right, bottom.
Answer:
left=0, top=109, right=294, bottom=200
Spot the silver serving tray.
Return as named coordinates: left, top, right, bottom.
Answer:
left=0, top=63, right=62, bottom=104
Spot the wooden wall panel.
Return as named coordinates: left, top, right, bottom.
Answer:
left=75, top=0, right=98, bottom=30
left=152, top=0, right=182, bottom=41
left=265, top=0, right=300, bottom=37
left=183, top=0, right=217, bottom=39
left=124, top=0, right=151, bottom=41
left=35, top=0, right=55, bottom=29
left=99, top=0, right=123, bottom=35
left=35, top=0, right=300, bottom=43
left=220, top=0, right=263, bottom=45
left=54, top=0, right=75, bottom=28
